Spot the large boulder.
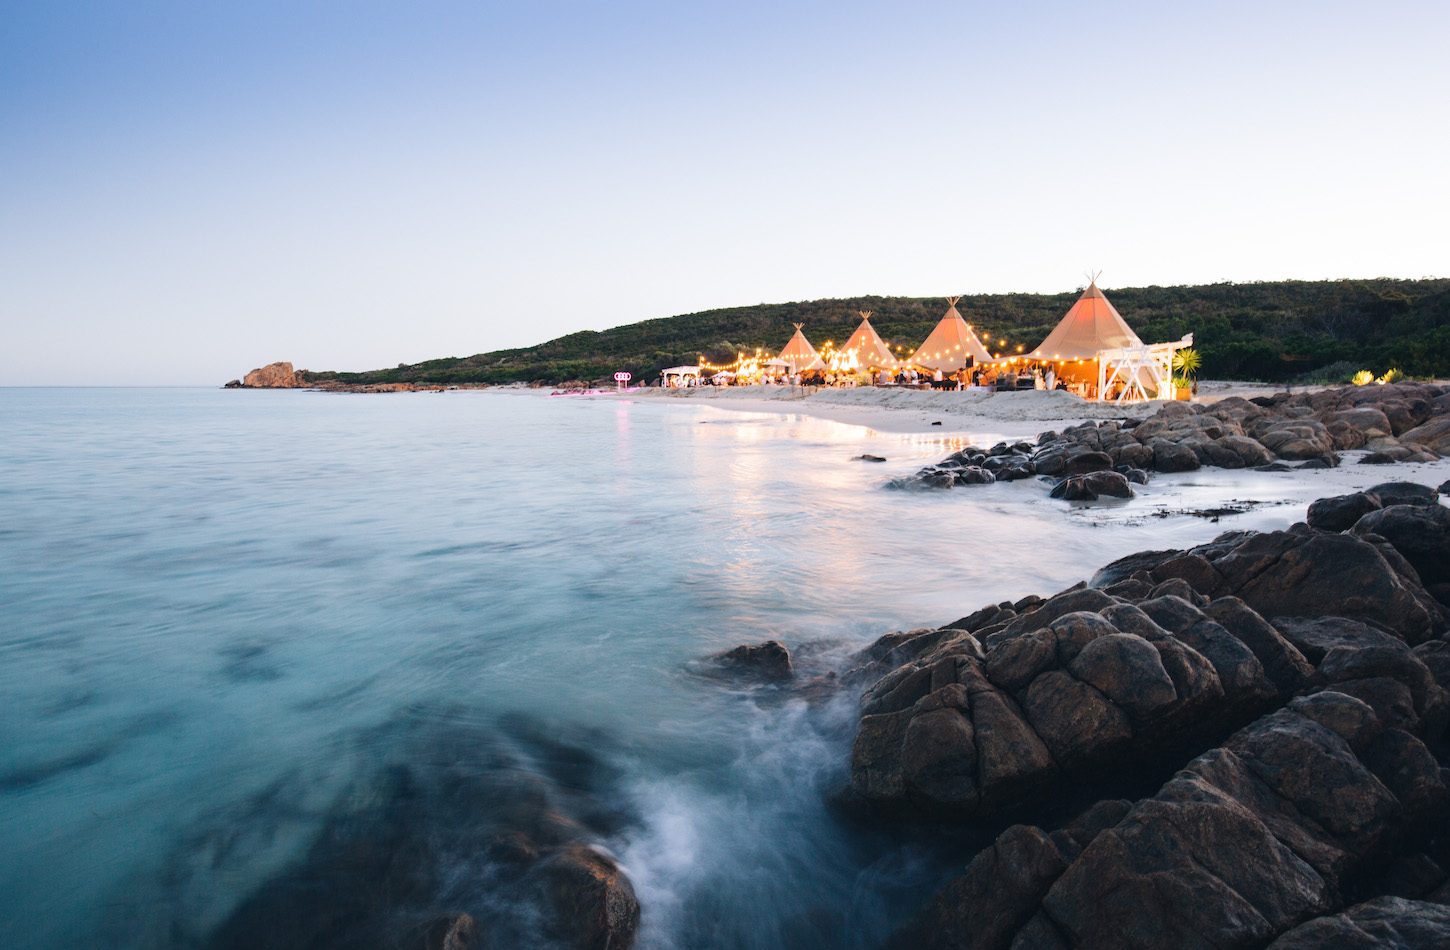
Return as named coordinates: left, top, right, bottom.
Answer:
left=1353, top=504, right=1450, bottom=594
left=1398, top=415, right=1450, bottom=453
left=1306, top=491, right=1382, bottom=532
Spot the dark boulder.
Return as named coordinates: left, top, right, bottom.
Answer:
left=1352, top=504, right=1450, bottom=591
left=1365, top=481, right=1441, bottom=507
left=1150, top=440, right=1201, bottom=472
left=1049, top=470, right=1133, bottom=501
left=1306, top=491, right=1382, bottom=532
left=710, top=640, right=793, bottom=680
left=535, top=845, right=641, bottom=950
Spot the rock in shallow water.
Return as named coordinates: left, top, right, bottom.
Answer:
left=710, top=640, right=794, bottom=681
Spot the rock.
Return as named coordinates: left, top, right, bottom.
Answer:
left=1306, top=491, right=1382, bottom=532
left=1268, top=896, right=1450, bottom=948
left=423, top=913, right=478, bottom=950
left=1352, top=504, right=1450, bottom=591
left=1050, top=470, right=1133, bottom=501
left=1399, top=416, right=1450, bottom=453
left=1202, top=597, right=1315, bottom=695
left=711, top=640, right=793, bottom=680
left=241, top=361, right=305, bottom=388
left=1063, top=451, right=1114, bottom=476
left=1067, top=633, right=1178, bottom=721
left=1366, top=481, right=1441, bottom=507
left=1256, top=420, right=1335, bottom=460
left=223, top=379, right=242, bottom=389
left=889, top=824, right=1068, bottom=950
left=854, top=454, right=887, bottom=462
left=955, top=466, right=995, bottom=485
left=1020, top=671, right=1133, bottom=766
left=1030, top=695, right=1435, bottom=948
left=1150, top=440, right=1201, bottom=472
left=1222, top=435, right=1277, bottom=467
left=1209, top=532, right=1443, bottom=643
left=536, top=845, right=641, bottom=950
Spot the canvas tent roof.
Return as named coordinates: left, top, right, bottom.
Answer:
left=1027, top=281, right=1142, bottom=361
left=777, top=324, right=825, bottom=373
left=840, top=312, right=899, bottom=369
left=909, top=297, right=992, bottom=371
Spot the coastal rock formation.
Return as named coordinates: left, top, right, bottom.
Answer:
left=240, top=361, right=306, bottom=388
left=848, top=485, right=1450, bottom=947
left=890, top=382, right=1450, bottom=499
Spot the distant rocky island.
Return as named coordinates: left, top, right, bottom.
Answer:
left=225, top=361, right=481, bottom=394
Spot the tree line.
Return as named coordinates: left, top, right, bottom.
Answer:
left=302, top=278, right=1450, bottom=387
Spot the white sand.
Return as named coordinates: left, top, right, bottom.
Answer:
left=629, top=384, right=1167, bottom=435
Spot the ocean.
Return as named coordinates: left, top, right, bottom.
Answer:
left=0, top=387, right=1392, bottom=948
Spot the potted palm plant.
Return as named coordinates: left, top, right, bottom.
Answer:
left=1171, top=348, right=1200, bottom=401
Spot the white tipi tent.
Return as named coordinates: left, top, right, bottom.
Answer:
left=909, top=297, right=992, bottom=372
left=838, top=311, right=899, bottom=370
left=777, top=323, right=824, bottom=373
left=1028, top=280, right=1142, bottom=363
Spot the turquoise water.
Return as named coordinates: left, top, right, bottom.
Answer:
left=0, top=388, right=1347, bottom=948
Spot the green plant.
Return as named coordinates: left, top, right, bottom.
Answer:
left=1171, top=347, right=1202, bottom=380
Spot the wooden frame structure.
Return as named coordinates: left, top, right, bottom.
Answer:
left=1095, top=334, right=1194, bottom=402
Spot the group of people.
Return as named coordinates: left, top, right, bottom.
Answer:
left=673, top=363, right=1077, bottom=393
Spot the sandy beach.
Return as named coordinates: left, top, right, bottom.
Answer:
left=627, top=379, right=1309, bottom=436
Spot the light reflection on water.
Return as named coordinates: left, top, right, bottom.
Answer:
left=2, top=388, right=1444, bottom=949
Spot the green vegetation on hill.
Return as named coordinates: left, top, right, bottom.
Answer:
left=304, top=278, right=1450, bottom=386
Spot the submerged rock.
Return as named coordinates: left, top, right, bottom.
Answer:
left=710, top=640, right=794, bottom=681
left=204, top=719, right=641, bottom=950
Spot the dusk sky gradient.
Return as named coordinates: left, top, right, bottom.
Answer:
left=3, top=1, right=1448, bottom=384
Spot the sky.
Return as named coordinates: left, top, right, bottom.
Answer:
left=2, top=1, right=1448, bottom=385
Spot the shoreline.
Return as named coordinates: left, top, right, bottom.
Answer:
left=621, top=379, right=1326, bottom=436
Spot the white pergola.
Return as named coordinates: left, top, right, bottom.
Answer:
left=1095, top=334, right=1194, bottom=402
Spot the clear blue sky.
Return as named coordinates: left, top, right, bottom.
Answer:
left=3, top=1, right=1447, bottom=385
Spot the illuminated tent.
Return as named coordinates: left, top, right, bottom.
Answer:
left=776, top=324, right=825, bottom=373
left=908, top=297, right=992, bottom=372
left=1023, top=280, right=1158, bottom=392
left=839, top=311, right=899, bottom=370
left=1028, top=280, right=1142, bottom=362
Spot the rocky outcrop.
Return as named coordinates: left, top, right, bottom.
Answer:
left=889, top=382, right=1450, bottom=499
left=240, top=361, right=306, bottom=388
left=848, top=486, right=1450, bottom=947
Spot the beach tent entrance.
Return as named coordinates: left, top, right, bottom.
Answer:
left=777, top=324, right=825, bottom=373
left=839, top=311, right=899, bottom=370
left=908, top=297, right=992, bottom=372
left=1097, top=335, right=1194, bottom=402
left=660, top=365, right=702, bottom=387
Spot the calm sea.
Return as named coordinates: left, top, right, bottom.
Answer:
left=0, top=388, right=1358, bottom=948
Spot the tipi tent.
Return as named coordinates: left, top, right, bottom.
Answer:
left=1028, top=280, right=1142, bottom=362
left=777, top=324, right=824, bottom=373
left=909, top=297, right=992, bottom=372
left=839, top=311, right=899, bottom=370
